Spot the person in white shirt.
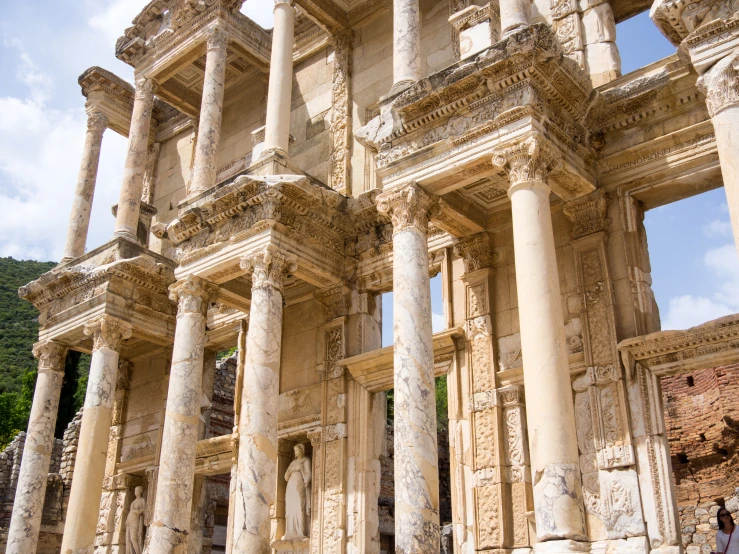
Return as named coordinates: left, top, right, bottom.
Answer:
left=716, top=508, right=738, bottom=554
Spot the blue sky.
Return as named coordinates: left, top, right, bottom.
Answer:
left=0, top=3, right=734, bottom=336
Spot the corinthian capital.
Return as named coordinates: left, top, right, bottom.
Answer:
left=453, top=233, right=494, bottom=274
left=134, top=77, right=157, bottom=100
left=169, top=276, right=220, bottom=316
left=32, top=341, right=68, bottom=372
left=84, top=315, right=133, bottom=352
left=206, top=23, right=229, bottom=51
left=697, top=52, right=739, bottom=117
left=240, top=246, right=297, bottom=293
left=86, top=111, right=108, bottom=134
left=492, top=133, right=561, bottom=190
left=375, top=182, right=439, bottom=234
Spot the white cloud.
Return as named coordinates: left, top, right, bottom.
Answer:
left=703, top=218, right=733, bottom=238
left=662, top=243, right=739, bottom=330
left=432, top=312, right=446, bottom=333
left=88, top=0, right=150, bottom=46
left=241, top=2, right=275, bottom=28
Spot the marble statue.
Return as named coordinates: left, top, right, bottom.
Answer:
left=126, top=486, right=146, bottom=554
left=283, top=443, right=311, bottom=540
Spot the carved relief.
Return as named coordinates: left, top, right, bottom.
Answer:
left=476, top=485, right=500, bottom=548
left=329, top=31, right=352, bottom=195
left=492, top=133, right=562, bottom=188
left=698, top=51, right=739, bottom=117
left=375, top=182, right=439, bottom=233
left=454, top=233, right=494, bottom=274
left=498, top=333, right=522, bottom=372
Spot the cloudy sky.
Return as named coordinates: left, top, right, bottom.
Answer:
left=0, top=2, right=735, bottom=334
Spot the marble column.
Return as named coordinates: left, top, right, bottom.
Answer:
left=113, top=77, right=156, bottom=243
left=698, top=51, right=739, bottom=260
left=231, top=247, right=296, bottom=554
left=61, top=315, right=132, bottom=554
left=492, top=134, right=587, bottom=546
left=189, top=25, right=229, bottom=196
left=393, top=0, right=421, bottom=90
left=148, top=276, right=218, bottom=554
left=61, top=111, right=108, bottom=263
left=6, top=341, right=67, bottom=554
left=375, top=183, right=440, bottom=554
left=263, top=0, right=296, bottom=155
left=499, top=0, right=531, bottom=37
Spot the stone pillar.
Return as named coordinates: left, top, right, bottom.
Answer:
left=61, top=316, right=132, bottom=554
left=499, top=0, right=531, bottom=37
left=393, top=0, right=421, bottom=90
left=148, top=276, right=218, bottom=554
left=698, top=51, right=739, bottom=260
left=113, top=77, right=156, bottom=243
left=231, top=247, right=296, bottom=554
left=5, top=341, right=67, bottom=554
left=189, top=25, right=229, bottom=196
left=492, top=134, right=587, bottom=547
left=263, top=0, right=295, bottom=155
left=61, top=111, right=108, bottom=263
left=375, top=183, right=441, bottom=554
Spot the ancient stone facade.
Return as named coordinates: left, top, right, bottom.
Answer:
left=6, top=0, right=739, bottom=553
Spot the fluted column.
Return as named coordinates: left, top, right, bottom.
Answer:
left=189, top=25, right=229, bottom=196
left=61, top=316, right=132, bottom=554
left=393, top=0, right=421, bottom=90
left=375, top=183, right=440, bottom=554
left=263, top=0, right=295, bottom=155
left=61, top=111, right=108, bottom=263
left=232, top=246, right=296, bottom=554
left=6, top=341, right=67, bottom=554
left=492, top=134, right=587, bottom=546
left=148, top=276, right=218, bottom=554
left=499, top=0, right=531, bottom=36
left=698, top=52, right=739, bottom=260
left=113, top=77, right=156, bottom=243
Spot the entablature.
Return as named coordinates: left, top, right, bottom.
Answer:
left=19, top=239, right=177, bottom=354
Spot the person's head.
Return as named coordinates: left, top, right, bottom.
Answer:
left=718, top=508, right=735, bottom=530
left=134, top=486, right=143, bottom=498
left=294, top=443, right=305, bottom=459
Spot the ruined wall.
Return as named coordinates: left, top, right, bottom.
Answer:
left=662, top=363, right=739, bottom=551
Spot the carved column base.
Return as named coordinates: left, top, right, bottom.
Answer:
left=534, top=538, right=591, bottom=554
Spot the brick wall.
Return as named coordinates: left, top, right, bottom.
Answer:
left=663, top=362, right=739, bottom=551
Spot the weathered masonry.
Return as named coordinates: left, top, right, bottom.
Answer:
left=6, top=0, right=739, bottom=553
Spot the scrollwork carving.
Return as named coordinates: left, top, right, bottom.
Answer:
left=454, top=233, right=494, bottom=274
left=240, top=246, right=297, bottom=293
left=168, top=275, right=219, bottom=316
left=32, top=341, right=68, bottom=372
left=375, top=182, right=439, bottom=233
left=84, top=315, right=133, bottom=351
left=491, top=133, right=562, bottom=189
left=698, top=51, right=739, bottom=117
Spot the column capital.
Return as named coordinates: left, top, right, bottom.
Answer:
left=134, top=76, right=158, bottom=100
left=206, top=23, right=229, bottom=51
left=169, top=276, right=219, bottom=317
left=85, top=111, right=108, bottom=134
left=84, top=315, right=133, bottom=351
left=697, top=51, right=739, bottom=117
left=32, top=341, right=68, bottom=372
left=492, top=133, right=561, bottom=192
left=275, top=0, right=295, bottom=7
left=453, top=233, right=494, bottom=274
left=315, top=284, right=350, bottom=320
left=375, top=182, right=439, bottom=234
left=562, top=189, right=610, bottom=240
left=240, top=246, right=297, bottom=293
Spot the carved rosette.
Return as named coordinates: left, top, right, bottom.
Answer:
left=206, top=24, right=229, bottom=51
left=32, top=341, right=68, bottom=372
left=375, top=182, right=439, bottom=234
left=491, top=134, right=561, bottom=189
left=240, top=247, right=297, bottom=293
left=84, top=315, right=133, bottom=352
left=563, top=190, right=610, bottom=239
left=168, top=275, right=219, bottom=317
left=86, top=112, right=108, bottom=136
left=697, top=51, right=739, bottom=117
left=454, top=233, right=494, bottom=274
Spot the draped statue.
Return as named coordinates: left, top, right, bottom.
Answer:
left=126, top=486, right=146, bottom=554
left=283, top=443, right=312, bottom=540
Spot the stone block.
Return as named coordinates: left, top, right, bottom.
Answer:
left=581, top=4, right=616, bottom=45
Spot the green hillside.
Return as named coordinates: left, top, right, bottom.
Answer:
left=0, top=258, right=89, bottom=448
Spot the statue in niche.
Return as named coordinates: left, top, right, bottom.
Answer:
left=126, top=486, right=146, bottom=554
left=283, top=443, right=312, bottom=540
